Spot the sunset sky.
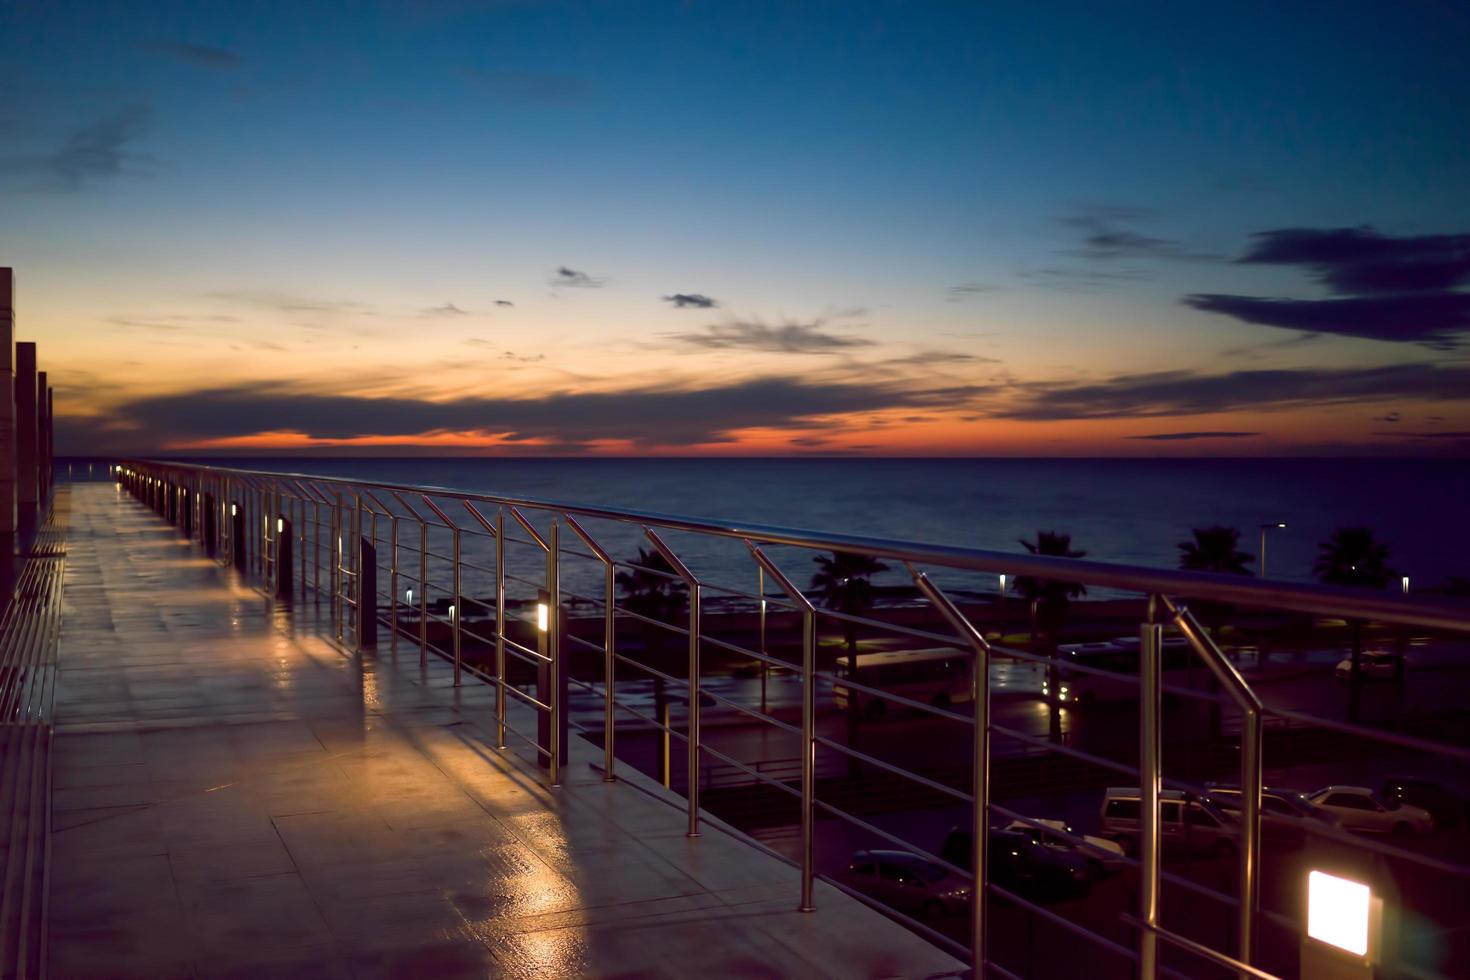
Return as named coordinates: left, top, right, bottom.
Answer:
left=3, top=0, right=1468, bottom=456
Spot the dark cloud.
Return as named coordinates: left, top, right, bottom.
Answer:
left=998, top=363, right=1470, bottom=421
left=877, top=350, right=998, bottom=367
left=1127, top=431, right=1261, bottom=441
left=669, top=319, right=873, bottom=354
left=1184, top=291, right=1470, bottom=349
left=494, top=299, right=515, bottom=307
left=424, top=303, right=469, bottom=316
left=549, top=266, right=605, bottom=289
left=0, top=104, right=152, bottom=190
left=95, top=376, right=959, bottom=450
left=467, top=70, right=593, bottom=106
left=1239, top=227, right=1470, bottom=295
left=663, top=293, right=718, bottom=309
left=151, top=42, right=241, bottom=69
left=1373, top=411, right=1401, bottom=423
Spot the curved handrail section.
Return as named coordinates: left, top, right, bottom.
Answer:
left=127, top=457, right=1470, bottom=632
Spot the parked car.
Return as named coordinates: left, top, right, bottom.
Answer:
left=1379, top=777, right=1468, bottom=830
left=1334, top=650, right=1403, bottom=681
left=1099, top=787, right=1238, bottom=857
left=1204, top=785, right=1340, bottom=844
left=841, top=850, right=972, bottom=921
left=1307, top=785, right=1433, bottom=836
left=940, top=828, right=1092, bottom=902
left=1002, top=819, right=1126, bottom=876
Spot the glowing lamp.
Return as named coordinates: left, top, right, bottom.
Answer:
left=1307, top=870, right=1374, bottom=958
left=277, top=517, right=284, bottom=533
left=998, top=574, right=1007, bottom=593
left=448, top=604, right=457, bottom=620
left=230, top=504, right=238, bottom=517
left=537, top=602, right=549, bottom=632
left=405, top=588, right=414, bottom=604
left=1401, top=576, right=1409, bottom=594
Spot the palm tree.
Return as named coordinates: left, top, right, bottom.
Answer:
left=1177, top=525, right=1253, bottom=635
left=1177, top=526, right=1254, bottom=736
left=618, top=547, right=689, bottom=781
left=811, top=550, right=889, bottom=775
left=1014, top=531, right=1085, bottom=741
left=1314, top=527, right=1396, bottom=719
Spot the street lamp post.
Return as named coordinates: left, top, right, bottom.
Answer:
left=1258, top=522, right=1287, bottom=578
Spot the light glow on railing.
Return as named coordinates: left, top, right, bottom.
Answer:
left=1307, top=870, right=1372, bottom=957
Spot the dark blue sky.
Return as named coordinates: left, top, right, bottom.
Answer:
left=3, top=1, right=1468, bottom=454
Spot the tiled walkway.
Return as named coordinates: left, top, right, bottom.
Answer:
left=46, top=483, right=963, bottom=979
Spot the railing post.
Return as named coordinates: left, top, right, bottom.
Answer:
left=1140, top=600, right=1163, bottom=980
left=389, top=515, right=399, bottom=656
left=417, top=520, right=428, bottom=666
left=548, top=520, right=561, bottom=786
left=686, top=579, right=701, bottom=837
left=451, top=526, right=462, bottom=686
left=748, top=543, right=816, bottom=911
left=495, top=507, right=506, bottom=748
left=603, top=546, right=615, bottom=780
left=352, top=495, right=364, bottom=650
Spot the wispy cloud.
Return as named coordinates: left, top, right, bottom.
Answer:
left=494, top=299, right=515, bottom=307
left=549, top=266, right=605, bottom=289
left=997, top=363, right=1470, bottom=421
left=0, top=104, right=153, bottom=191
left=1185, top=292, right=1470, bottom=350
left=668, top=318, right=874, bottom=354
left=1126, top=431, right=1261, bottom=441
left=1059, top=206, right=1216, bottom=262
left=662, top=293, right=718, bottom=309
left=423, top=303, right=469, bottom=316
left=150, top=41, right=241, bottom=70
left=946, top=282, right=994, bottom=302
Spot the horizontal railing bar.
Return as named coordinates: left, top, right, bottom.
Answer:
left=696, top=743, right=803, bottom=800
left=610, top=652, right=684, bottom=689
left=701, top=687, right=802, bottom=735
left=132, top=458, right=1470, bottom=633
left=988, top=721, right=1140, bottom=778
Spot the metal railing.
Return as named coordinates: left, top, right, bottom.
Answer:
left=111, top=459, right=1470, bottom=979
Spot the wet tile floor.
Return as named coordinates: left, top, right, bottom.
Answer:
left=46, top=483, right=964, bottom=979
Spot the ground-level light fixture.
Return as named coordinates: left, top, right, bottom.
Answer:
left=998, top=573, right=1007, bottom=593
left=1307, top=869, right=1378, bottom=960
left=1401, top=576, right=1410, bottom=594
left=405, top=588, right=414, bottom=604
left=230, top=504, right=238, bottom=517
left=277, top=517, right=284, bottom=533
left=537, top=602, right=549, bottom=632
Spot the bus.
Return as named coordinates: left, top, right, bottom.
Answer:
left=833, top=647, right=973, bottom=720
left=1050, top=635, right=1191, bottom=705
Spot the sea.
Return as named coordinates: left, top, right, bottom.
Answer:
left=122, top=456, right=1470, bottom=608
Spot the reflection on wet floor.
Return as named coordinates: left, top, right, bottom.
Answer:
left=46, top=483, right=962, bottom=979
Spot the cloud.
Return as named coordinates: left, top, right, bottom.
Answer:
left=1060, top=207, right=1215, bottom=262
left=466, top=70, right=593, bottom=106
left=1126, top=431, right=1261, bottom=441
left=1238, top=227, right=1470, bottom=294
left=494, top=299, right=515, bottom=307
left=997, top=363, right=1470, bottom=421
left=0, top=104, right=152, bottom=190
left=1017, top=267, right=1152, bottom=291
left=947, top=282, right=994, bottom=300
left=549, top=266, right=605, bottom=289
left=1184, top=291, right=1470, bottom=349
left=424, top=303, right=469, bottom=316
left=151, top=41, right=241, bottom=69
left=1373, top=411, right=1401, bottom=423
left=876, top=350, right=998, bottom=367
left=668, top=319, right=874, bottom=354
left=662, top=293, right=718, bottom=309
left=97, top=376, right=959, bottom=449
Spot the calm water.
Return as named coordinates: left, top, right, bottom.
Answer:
left=171, top=457, right=1469, bottom=600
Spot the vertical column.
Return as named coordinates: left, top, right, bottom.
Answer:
left=44, top=387, right=53, bottom=499
left=0, top=268, right=15, bottom=537
left=15, top=342, right=36, bottom=509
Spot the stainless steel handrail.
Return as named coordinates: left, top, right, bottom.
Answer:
left=114, top=459, right=1470, bottom=980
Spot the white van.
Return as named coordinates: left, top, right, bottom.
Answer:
left=1099, top=787, right=1238, bottom=857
